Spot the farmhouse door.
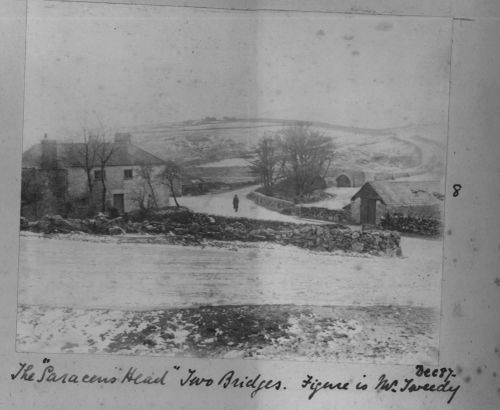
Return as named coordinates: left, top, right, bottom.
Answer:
left=113, top=194, right=124, bottom=213
left=367, top=199, right=377, bottom=225
left=361, top=198, right=377, bottom=225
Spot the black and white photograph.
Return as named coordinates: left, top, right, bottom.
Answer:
left=17, top=0, right=451, bottom=364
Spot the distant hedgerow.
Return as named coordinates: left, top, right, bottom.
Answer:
left=380, top=213, right=441, bottom=236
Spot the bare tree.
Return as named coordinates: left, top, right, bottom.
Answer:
left=130, top=184, right=152, bottom=211
left=160, top=161, right=182, bottom=207
left=95, top=134, right=115, bottom=212
left=64, top=128, right=100, bottom=197
left=137, top=164, right=159, bottom=209
left=278, top=124, right=334, bottom=199
left=248, top=135, right=282, bottom=195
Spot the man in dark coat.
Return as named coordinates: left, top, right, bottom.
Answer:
left=233, top=194, right=239, bottom=212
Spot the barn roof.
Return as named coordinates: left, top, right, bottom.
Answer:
left=352, top=180, right=444, bottom=207
left=22, top=138, right=166, bottom=169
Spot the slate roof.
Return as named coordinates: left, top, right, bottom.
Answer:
left=22, top=139, right=166, bottom=169
left=352, top=181, right=444, bottom=206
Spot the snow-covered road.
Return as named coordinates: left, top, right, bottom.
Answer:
left=18, top=233, right=442, bottom=311
left=177, top=185, right=308, bottom=223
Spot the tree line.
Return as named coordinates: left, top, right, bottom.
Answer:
left=248, top=125, right=335, bottom=200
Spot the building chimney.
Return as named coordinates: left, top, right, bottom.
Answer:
left=41, top=135, right=58, bottom=169
left=114, top=132, right=132, bottom=144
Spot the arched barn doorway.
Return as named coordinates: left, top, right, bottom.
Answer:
left=336, top=174, right=352, bottom=187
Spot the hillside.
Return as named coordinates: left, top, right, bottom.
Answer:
left=127, top=119, right=447, bottom=178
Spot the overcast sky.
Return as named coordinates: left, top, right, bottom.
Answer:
left=23, top=0, right=452, bottom=148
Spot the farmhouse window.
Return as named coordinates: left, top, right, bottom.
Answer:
left=124, top=169, right=133, bottom=179
left=94, top=170, right=105, bottom=180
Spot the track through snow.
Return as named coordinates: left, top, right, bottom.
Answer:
left=18, top=234, right=441, bottom=311
left=179, top=184, right=313, bottom=223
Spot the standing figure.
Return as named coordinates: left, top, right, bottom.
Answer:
left=233, top=194, right=239, bottom=212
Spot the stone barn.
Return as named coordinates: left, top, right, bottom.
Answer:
left=349, top=181, right=444, bottom=225
left=325, top=168, right=368, bottom=187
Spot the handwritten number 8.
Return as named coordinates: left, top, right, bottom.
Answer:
left=452, top=184, right=462, bottom=197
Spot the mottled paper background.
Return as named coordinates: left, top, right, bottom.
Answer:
left=1, top=0, right=500, bottom=408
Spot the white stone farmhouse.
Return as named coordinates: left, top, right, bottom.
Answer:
left=22, top=132, right=178, bottom=215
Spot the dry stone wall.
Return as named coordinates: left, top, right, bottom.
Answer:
left=20, top=210, right=401, bottom=256
left=246, top=191, right=294, bottom=212
left=247, top=191, right=353, bottom=224
left=285, top=206, right=352, bottom=224
left=380, top=213, right=442, bottom=237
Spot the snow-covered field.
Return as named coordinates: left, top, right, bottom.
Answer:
left=17, top=303, right=438, bottom=364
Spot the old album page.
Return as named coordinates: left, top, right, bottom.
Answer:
left=1, top=0, right=499, bottom=409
